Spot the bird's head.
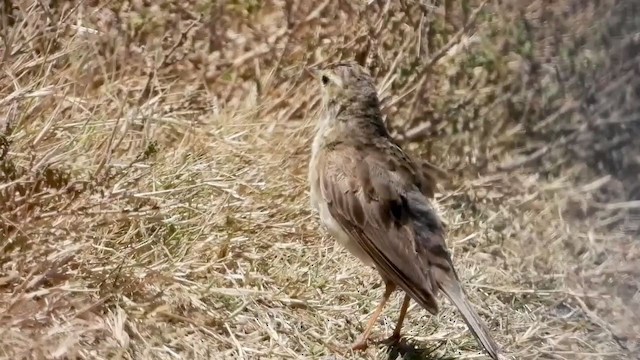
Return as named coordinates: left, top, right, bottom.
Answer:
left=316, top=61, right=376, bottom=102
left=311, top=61, right=384, bottom=134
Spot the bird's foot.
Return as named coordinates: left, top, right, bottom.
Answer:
left=378, top=332, right=402, bottom=347
left=350, top=338, right=370, bottom=351
left=352, top=333, right=402, bottom=351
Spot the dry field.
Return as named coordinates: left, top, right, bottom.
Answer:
left=1, top=1, right=639, bottom=359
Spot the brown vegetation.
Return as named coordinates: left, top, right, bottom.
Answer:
left=0, top=0, right=638, bottom=359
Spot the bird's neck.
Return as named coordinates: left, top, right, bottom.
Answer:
left=336, top=96, right=389, bottom=138
left=313, top=95, right=391, bottom=155
left=337, top=94, right=384, bottom=127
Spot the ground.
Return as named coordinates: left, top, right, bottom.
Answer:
left=0, top=1, right=638, bottom=359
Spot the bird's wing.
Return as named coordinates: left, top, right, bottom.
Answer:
left=317, top=142, right=453, bottom=313
left=317, top=142, right=501, bottom=359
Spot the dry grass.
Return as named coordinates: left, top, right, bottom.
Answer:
left=1, top=0, right=638, bottom=359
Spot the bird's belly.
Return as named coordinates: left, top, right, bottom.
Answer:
left=309, top=158, right=373, bottom=267
left=316, top=200, right=374, bottom=267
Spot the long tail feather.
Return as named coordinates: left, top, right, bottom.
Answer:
left=434, top=268, right=501, bottom=360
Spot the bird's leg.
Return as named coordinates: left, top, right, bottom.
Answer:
left=381, top=293, right=411, bottom=345
left=351, top=282, right=396, bottom=351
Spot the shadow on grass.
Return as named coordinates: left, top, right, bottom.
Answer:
left=384, top=338, right=458, bottom=360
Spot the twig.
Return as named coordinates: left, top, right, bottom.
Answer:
left=571, top=295, right=630, bottom=352
left=399, top=1, right=488, bottom=142
left=496, top=146, right=549, bottom=171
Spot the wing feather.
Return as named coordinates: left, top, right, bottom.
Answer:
left=316, top=141, right=501, bottom=359
left=318, top=145, right=447, bottom=313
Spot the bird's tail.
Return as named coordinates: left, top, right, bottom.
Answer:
left=433, top=268, right=501, bottom=360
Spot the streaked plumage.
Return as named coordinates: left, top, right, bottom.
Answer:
left=308, top=61, right=501, bottom=359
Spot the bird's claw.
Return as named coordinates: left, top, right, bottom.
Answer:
left=350, top=338, right=370, bottom=351
left=378, top=333, right=402, bottom=347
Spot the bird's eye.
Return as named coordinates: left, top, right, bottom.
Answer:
left=321, top=75, right=330, bottom=86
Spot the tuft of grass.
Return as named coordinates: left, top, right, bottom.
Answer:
left=0, top=0, right=638, bottom=359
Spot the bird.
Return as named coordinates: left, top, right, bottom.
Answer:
left=307, top=61, right=502, bottom=359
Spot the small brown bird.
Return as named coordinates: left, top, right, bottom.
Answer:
left=308, top=61, right=501, bottom=359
